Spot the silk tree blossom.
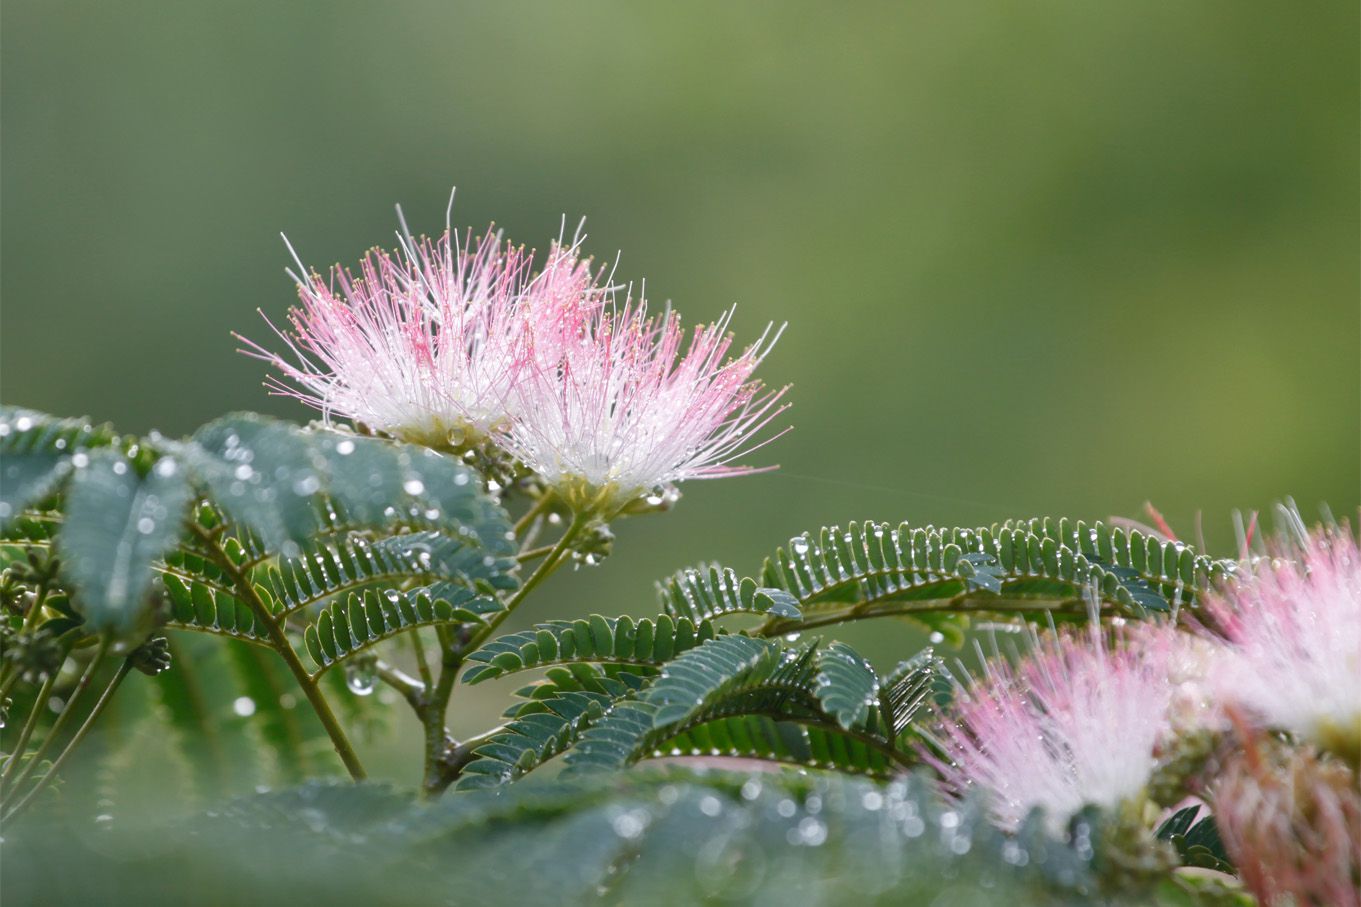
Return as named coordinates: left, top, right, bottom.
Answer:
left=1206, top=528, right=1361, bottom=758
left=1214, top=745, right=1361, bottom=907
left=925, top=623, right=1175, bottom=833
left=503, top=298, right=791, bottom=515
left=240, top=224, right=597, bottom=449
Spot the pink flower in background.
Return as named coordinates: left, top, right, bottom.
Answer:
left=1215, top=745, right=1361, bottom=907
left=1207, top=528, right=1361, bottom=755
left=502, top=299, right=790, bottom=513
left=240, top=223, right=597, bottom=448
left=926, top=623, right=1175, bottom=832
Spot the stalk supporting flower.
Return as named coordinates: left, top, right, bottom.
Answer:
left=1206, top=527, right=1361, bottom=760
left=924, top=622, right=1175, bottom=833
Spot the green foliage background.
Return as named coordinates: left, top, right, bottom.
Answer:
left=3, top=0, right=1358, bottom=770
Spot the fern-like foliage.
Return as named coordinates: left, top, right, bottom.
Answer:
left=302, top=582, right=503, bottom=674
left=456, top=665, right=651, bottom=789
left=0, top=408, right=517, bottom=795
left=462, top=613, right=718, bottom=683
left=0, top=409, right=115, bottom=528
left=655, top=564, right=802, bottom=623
left=661, top=519, right=1233, bottom=638
left=8, top=770, right=1182, bottom=907
left=656, top=713, right=900, bottom=776
left=560, top=635, right=930, bottom=776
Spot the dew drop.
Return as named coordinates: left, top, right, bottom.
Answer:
left=292, top=475, right=321, bottom=496
left=233, top=696, right=256, bottom=717
left=136, top=517, right=156, bottom=535
left=345, top=662, right=377, bottom=696
left=403, top=479, right=425, bottom=496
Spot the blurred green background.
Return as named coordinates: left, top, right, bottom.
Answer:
left=3, top=2, right=1358, bottom=764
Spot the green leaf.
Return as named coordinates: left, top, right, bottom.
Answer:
left=159, top=562, right=271, bottom=645
left=180, top=413, right=330, bottom=552
left=457, top=666, right=649, bottom=789
left=565, top=636, right=811, bottom=773
left=657, top=714, right=898, bottom=776
left=813, top=641, right=880, bottom=730
left=747, top=518, right=1234, bottom=633
left=59, top=451, right=192, bottom=638
left=150, top=635, right=261, bottom=797
left=259, top=529, right=517, bottom=621
left=0, top=408, right=114, bottom=528
left=1156, top=805, right=1234, bottom=873
left=462, top=614, right=716, bottom=684
left=300, top=583, right=503, bottom=674
left=656, top=564, right=803, bottom=623
left=223, top=641, right=322, bottom=782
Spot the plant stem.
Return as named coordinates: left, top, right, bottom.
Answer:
left=195, top=526, right=367, bottom=782
left=418, top=513, right=589, bottom=796
left=755, top=595, right=1092, bottom=637
left=19, top=579, right=51, bottom=634
left=0, top=671, right=57, bottom=786
left=3, top=656, right=133, bottom=823
left=2, top=639, right=109, bottom=799
left=408, top=629, right=434, bottom=689
left=419, top=625, right=460, bottom=797
left=468, top=512, right=589, bottom=652
left=512, top=493, right=554, bottom=535
left=374, top=659, right=425, bottom=709
left=0, top=581, right=53, bottom=698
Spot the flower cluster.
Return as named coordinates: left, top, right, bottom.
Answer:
left=925, top=621, right=1176, bottom=833
left=1206, top=528, right=1361, bottom=757
left=928, top=522, right=1360, bottom=901
left=1215, top=746, right=1360, bottom=907
left=242, top=204, right=789, bottom=515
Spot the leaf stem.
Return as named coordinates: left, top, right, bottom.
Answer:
left=2, top=638, right=109, bottom=799
left=194, top=525, right=367, bottom=782
left=755, top=595, right=1092, bottom=637
left=374, top=658, right=425, bottom=709
left=468, top=511, right=589, bottom=652
left=420, top=625, right=460, bottom=797
left=3, top=655, right=133, bottom=823
left=408, top=629, right=434, bottom=689
left=513, top=494, right=554, bottom=536
left=418, top=512, right=589, bottom=796
left=0, top=671, right=57, bottom=787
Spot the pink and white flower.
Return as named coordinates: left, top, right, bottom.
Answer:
left=1215, top=745, right=1361, bottom=907
left=240, top=224, right=596, bottom=448
left=502, top=298, right=790, bottom=514
left=926, top=623, right=1175, bottom=832
left=1206, top=528, right=1361, bottom=755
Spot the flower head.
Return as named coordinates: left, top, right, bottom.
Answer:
left=240, top=223, right=596, bottom=449
left=926, top=622, right=1175, bottom=833
left=502, top=297, right=790, bottom=514
left=1207, top=527, right=1361, bottom=758
left=1215, top=744, right=1361, bottom=907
